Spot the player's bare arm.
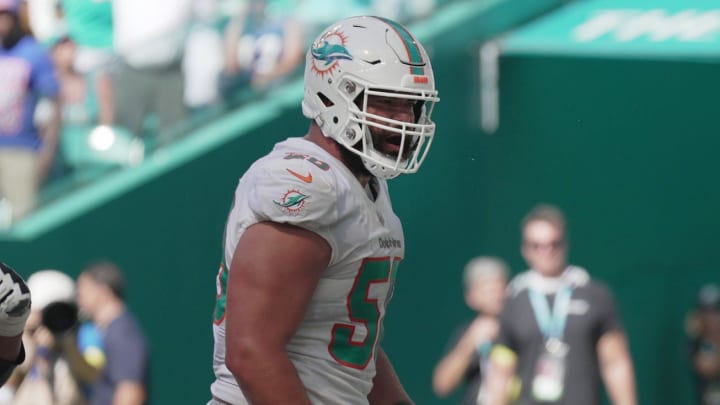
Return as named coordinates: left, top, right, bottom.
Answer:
left=368, top=348, right=413, bottom=405
left=225, top=221, right=331, bottom=404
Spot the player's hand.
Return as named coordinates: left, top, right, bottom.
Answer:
left=0, top=262, right=31, bottom=337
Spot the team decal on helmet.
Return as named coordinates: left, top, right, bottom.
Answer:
left=273, top=189, right=310, bottom=215
left=375, top=16, right=426, bottom=75
left=310, top=30, right=352, bottom=78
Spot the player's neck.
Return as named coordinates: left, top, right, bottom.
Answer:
left=305, top=124, right=372, bottom=187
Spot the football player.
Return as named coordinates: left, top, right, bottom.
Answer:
left=208, top=15, right=439, bottom=405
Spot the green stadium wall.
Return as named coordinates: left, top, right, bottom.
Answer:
left=470, top=53, right=720, bottom=405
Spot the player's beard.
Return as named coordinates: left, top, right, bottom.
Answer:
left=342, top=125, right=419, bottom=179
left=371, top=128, right=418, bottom=162
left=340, top=140, right=371, bottom=179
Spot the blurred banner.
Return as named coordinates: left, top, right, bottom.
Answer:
left=502, top=0, right=720, bottom=60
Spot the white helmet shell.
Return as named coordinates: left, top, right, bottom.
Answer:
left=27, top=270, right=75, bottom=310
left=302, top=16, right=439, bottom=179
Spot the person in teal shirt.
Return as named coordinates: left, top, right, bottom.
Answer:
left=60, top=0, right=114, bottom=73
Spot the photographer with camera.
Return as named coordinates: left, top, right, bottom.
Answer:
left=2, top=270, right=104, bottom=405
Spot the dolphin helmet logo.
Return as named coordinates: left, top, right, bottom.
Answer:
left=311, top=41, right=353, bottom=66
left=310, top=30, right=351, bottom=78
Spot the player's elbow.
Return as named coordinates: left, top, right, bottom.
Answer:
left=225, top=337, right=258, bottom=382
left=226, top=332, right=284, bottom=384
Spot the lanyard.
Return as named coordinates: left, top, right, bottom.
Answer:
left=528, top=286, right=572, bottom=340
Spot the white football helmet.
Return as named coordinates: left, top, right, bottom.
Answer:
left=302, top=16, right=439, bottom=179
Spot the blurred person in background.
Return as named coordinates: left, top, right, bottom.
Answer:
left=24, top=0, right=62, bottom=43
left=433, top=256, right=509, bottom=405
left=58, top=0, right=114, bottom=75
left=76, top=261, right=148, bottom=405
left=182, top=0, right=224, bottom=112
left=208, top=15, right=439, bottom=405
left=111, top=0, right=190, bottom=145
left=687, top=283, right=720, bottom=405
left=49, top=34, right=116, bottom=173
left=0, top=0, right=60, bottom=221
left=484, top=204, right=637, bottom=405
left=220, top=0, right=304, bottom=99
left=0, top=263, right=32, bottom=389
left=49, top=0, right=115, bottom=175
left=3, top=269, right=103, bottom=405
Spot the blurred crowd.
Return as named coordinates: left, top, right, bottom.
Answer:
left=0, top=0, right=441, bottom=226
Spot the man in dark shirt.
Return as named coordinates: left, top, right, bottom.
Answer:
left=485, top=204, right=636, bottom=405
left=76, top=261, right=149, bottom=405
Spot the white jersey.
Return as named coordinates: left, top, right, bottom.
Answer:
left=210, top=137, right=405, bottom=404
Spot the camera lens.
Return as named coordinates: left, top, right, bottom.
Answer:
left=41, top=302, right=79, bottom=334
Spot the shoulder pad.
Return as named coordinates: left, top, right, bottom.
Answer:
left=247, top=155, right=338, bottom=228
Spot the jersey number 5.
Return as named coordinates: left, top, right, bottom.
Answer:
left=329, top=257, right=400, bottom=369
